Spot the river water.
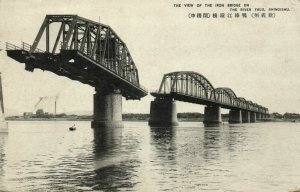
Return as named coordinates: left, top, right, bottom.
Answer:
left=0, top=121, right=300, bottom=192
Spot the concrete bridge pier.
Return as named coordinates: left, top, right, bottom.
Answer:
left=228, top=109, right=242, bottom=124
left=250, top=112, right=256, bottom=123
left=256, top=113, right=261, bottom=120
left=149, top=98, right=178, bottom=127
left=203, top=106, right=222, bottom=127
left=242, top=111, right=250, bottom=123
left=91, top=87, right=123, bottom=129
left=0, top=73, right=8, bottom=133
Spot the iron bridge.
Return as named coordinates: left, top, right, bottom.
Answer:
left=6, top=15, right=147, bottom=100
left=151, top=71, right=269, bottom=114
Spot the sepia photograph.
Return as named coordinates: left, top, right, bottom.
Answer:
left=0, top=0, right=299, bottom=191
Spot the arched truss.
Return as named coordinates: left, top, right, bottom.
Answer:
left=217, top=87, right=238, bottom=98
left=251, top=103, right=259, bottom=111
left=248, top=101, right=256, bottom=111
left=215, top=88, right=232, bottom=105
left=257, top=105, right=263, bottom=113
left=237, top=97, right=249, bottom=109
left=156, top=71, right=268, bottom=113
left=215, top=87, right=239, bottom=106
left=260, top=107, right=268, bottom=114
left=158, top=71, right=216, bottom=100
left=28, top=15, right=140, bottom=86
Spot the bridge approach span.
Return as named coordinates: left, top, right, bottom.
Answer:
left=6, top=15, right=148, bottom=128
left=149, top=71, right=269, bottom=127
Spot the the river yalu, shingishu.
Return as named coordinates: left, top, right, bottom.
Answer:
left=0, top=121, right=300, bottom=191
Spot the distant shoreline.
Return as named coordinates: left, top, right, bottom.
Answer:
left=5, top=117, right=297, bottom=123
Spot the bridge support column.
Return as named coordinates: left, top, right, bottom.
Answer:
left=203, top=106, right=222, bottom=127
left=228, top=109, right=242, bottom=124
left=0, top=74, right=8, bottom=133
left=148, top=98, right=178, bottom=127
left=242, top=111, right=250, bottom=123
left=250, top=112, right=256, bottom=123
left=92, top=87, right=123, bottom=129
left=256, top=113, right=261, bottom=120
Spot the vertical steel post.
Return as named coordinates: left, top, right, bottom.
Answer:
left=186, top=75, right=188, bottom=95
left=52, top=22, right=64, bottom=54
left=30, top=16, right=48, bottom=53
left=80, top=24, right=88, bottom=52
left=181, top=74, right=183, bottom=93
left=87, top=25, right=91, bottom=55
left=61, top=16, right=77, bottom=50
left=91, top=28, right=100, bottom=58
left=74, top=24, right=78, bottom=50
left=46, top=20, right=49, bottom=52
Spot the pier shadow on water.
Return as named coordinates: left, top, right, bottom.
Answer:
left=203, top=124, right=249, bottom=160
left=92, top=127, right=139, bottom=191
left=0, top=133, right=8, bottom=190
left=150, top=126, right=177, bottom=161
left=203, top=126, right=221, bottom=161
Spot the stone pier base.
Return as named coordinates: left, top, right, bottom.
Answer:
left=242, top=111, right=250, bottom=123
left=256, top=113, right=261, bottom=120
left=91, top=88, right=123, bottom=129
left=229, top=109, right=242, bottom=124
left=250, top=112, right=256, bottom=123
left=148, top=98, right=178, bottom=127
left=203, top=106, right=222, bottom=127
left=0, top=74, right=8, bottom=133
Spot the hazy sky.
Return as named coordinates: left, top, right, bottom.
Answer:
left=0, top=0, right=299, bottom=115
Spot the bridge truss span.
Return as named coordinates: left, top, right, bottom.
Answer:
left=151, top=71, right=269, bottom=114
left=157, top=71, right=216, bottom=101
left=6, top=14, right=147, bottom=100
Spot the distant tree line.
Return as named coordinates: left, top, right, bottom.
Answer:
left=271, top=112, right=300, bottom=119
left=122, top=113, right=228, bottom=120
left=122, top=113, right=206, bottom=120
left=177, top=113, right=203, bottom=118
left=122, top=113, right=149, bottom=120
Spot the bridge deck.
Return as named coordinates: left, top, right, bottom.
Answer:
left=6, top=15, right=148, bottom=100
left=151, top=92, right=263, bottom=113
left=7, top=45, right=147, bottom=100
left=152, top=71, right=269, bottom=115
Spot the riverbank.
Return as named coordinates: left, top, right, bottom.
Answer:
left=5, top=116, right=298, bottom=123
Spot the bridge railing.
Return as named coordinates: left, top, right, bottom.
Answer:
left=22, top=42, right=45, bottom=53
left=6, top=42, right=148, bottom=93
left=6, top=42, right=22, bottom=50
left=6, top=42, right=45, bottom=53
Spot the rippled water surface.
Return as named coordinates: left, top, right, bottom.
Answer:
left=1, top=121, right=300, bottom=191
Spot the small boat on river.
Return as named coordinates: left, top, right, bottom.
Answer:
left=69, top=124, right=76, bottom=131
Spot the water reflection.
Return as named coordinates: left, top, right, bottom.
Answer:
left=203, top=126, right=221, bottom=161
left=0, top=133, right=8, bottom=190
left=227, top=124, right=246, bottom=152
left=149, top=127, right=178, bottom=191
left=2, top=121, right=300, bottom=191
left=150, top=127, right=176, bottom=161
left=93, top=128, right=123, bottom=158
left=92, top=128, right=139, bottom=191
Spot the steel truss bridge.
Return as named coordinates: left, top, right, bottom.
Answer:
left=6, top=15, right=147, bottom=100
left=151, top=71, right=268, bottom=115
